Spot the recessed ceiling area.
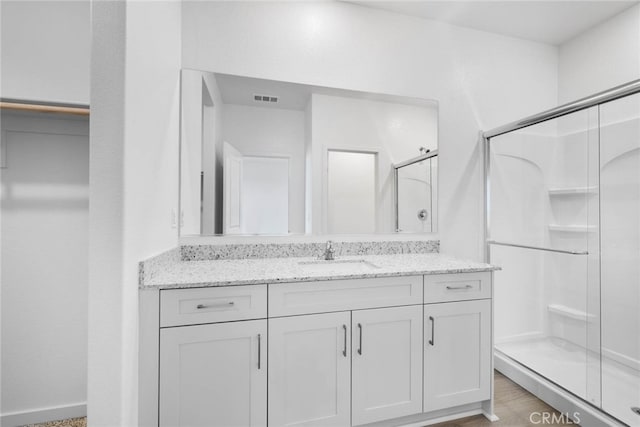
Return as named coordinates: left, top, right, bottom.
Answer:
left=347, top=1, right=639, bottom=45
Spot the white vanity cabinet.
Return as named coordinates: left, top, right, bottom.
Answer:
left=159, top=320, right=267, bottom=427
left=142, top=270, right=495, bottom=427
left=268, top=305, right=424, bottom=427
left=267, top=276, right=424, bottom=427
left=157, top=285, right=268, bottom=427
left=423, top=273, right=492, bottom=413
left=268, top=312, right=352, bottom=427
left=351, top=305, right=423, bottom=425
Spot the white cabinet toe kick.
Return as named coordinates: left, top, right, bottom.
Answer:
left=139, top=271, right=495, bottom=427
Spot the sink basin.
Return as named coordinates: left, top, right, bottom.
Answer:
left=298, top=259, right=381, bottom=272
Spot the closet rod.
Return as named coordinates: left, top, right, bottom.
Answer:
left=0, top=101, right=90, bottom=116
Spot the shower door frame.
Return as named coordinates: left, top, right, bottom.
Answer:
left=482, top=78, right=640, bottom=426
left=483, top=78, right=640, bottom=259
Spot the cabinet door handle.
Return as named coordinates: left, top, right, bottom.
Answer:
left=357, top=323, right=363, bottom=355
left=342, top=324, right=347, bottom=357
left=196, top=301, right=235, bottom=309
left=429, top=316, right=435, bottom=346
left=446, top=285, right=473, bottom=290
left=257, top=334, right=262, bottom=370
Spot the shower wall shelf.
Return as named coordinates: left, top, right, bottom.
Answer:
left=548, top=186, right=598, bottom=196
left=547, top=304, right=596, bottom=323
left=548, top=225, right=597, bottom=233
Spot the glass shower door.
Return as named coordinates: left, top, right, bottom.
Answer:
left=489, top=106, right=602, bottom=408
left=599, top=92, right=640, bottom=426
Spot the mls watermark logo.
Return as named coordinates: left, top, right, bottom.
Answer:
left=529, top=411, right=580, bottom=425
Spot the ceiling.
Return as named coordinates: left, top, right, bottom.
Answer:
left=348, top=1, right=639, bottom=45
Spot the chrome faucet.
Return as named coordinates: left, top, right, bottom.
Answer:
left=323, top=240, right=335, bottom=261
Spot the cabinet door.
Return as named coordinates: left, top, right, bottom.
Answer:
left=269, top=312, right=351, bottom=427
left=424, top=300, right=491, bottom=412
left=159, top=320, right=267, bottom=427
left=352, top=305, right=423, bottom=425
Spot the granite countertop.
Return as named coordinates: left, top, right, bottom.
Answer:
left=141, top=253, right=499, bottom=290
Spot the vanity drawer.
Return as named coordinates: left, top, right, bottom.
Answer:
left=269, top=276, right=423, bottom=317
left=160, top=285, right=267, bottom=327
left=424, top=272, right=491, bottom=303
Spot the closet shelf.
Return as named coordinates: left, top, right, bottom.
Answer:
left=548, top=186, right=598, bottom=196
left=548, top=224, right=597, bottom=233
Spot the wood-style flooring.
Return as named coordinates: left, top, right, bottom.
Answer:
left=24, top=371, right=574, bottom=427
left=430, top=371, right=577, bottom=427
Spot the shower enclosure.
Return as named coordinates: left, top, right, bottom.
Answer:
left=484, top=80, right=640, bottom=426
left=394, top=149, right=438, bottom=233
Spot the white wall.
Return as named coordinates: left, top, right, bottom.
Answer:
left=0, top=1, right=90, bottom=105
left=1, top=113, right=89, bottom=426
left=222, top=104, right=306, bottom=234
left=89, top=1, right=180, bottom=426
left=558, top=4, right=640, bottom=103
left=182, top=1, right=558, bottom=260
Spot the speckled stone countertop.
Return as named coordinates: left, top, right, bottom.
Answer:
left=140, top=253, right=499, bottom=290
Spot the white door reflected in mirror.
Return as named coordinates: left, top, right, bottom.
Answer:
left=223, top=141, right=289, bottom=235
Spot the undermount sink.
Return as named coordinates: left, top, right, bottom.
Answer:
left=298, top=259, right=381, bottom=271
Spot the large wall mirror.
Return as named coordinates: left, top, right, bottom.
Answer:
left=179, top=69, right=438, bottom=237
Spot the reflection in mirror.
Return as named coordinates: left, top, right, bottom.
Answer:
left=395, top=150, right=438, bottom=233
left=327, top=150, right=377, bottom=234
left=179, top=69, right=438, bottom=236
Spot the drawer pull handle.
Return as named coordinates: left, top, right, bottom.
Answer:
left=257, top=334, right=262, bottom=370
left=446, top=285, right=473, bottom=290
left=196, top=302, right=235, bottom=309
left=342, top=325, right=347, bottom=357
left=357, top=323, right=363, bottom=355
left=429, top=316, right=435, bottom=346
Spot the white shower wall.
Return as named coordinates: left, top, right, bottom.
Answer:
left=600, top=95, right=640, bottom=371
left=489, top=117, right=597, bottom=350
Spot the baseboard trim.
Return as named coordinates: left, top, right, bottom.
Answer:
left=1, top=402, right=86, bottom=427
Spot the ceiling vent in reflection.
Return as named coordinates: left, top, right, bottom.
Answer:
left=253, top=94, right=278, bottom=103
